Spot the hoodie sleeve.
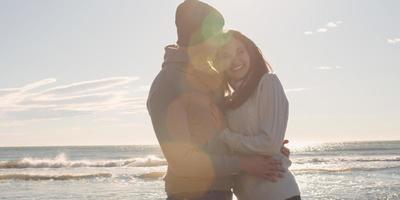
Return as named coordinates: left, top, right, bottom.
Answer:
left=219, top=74, right=289, bottom=155
left=160, top=93, right=240, bottom=178
left=147, top=68, right=240, bottom=179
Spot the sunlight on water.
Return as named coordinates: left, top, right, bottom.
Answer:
left=0, top=141, right=399, bottom=199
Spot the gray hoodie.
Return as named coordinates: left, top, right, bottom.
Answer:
left=147, top=45, right=240, bottom=196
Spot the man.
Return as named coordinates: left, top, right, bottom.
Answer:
left=147, top=1, right=287, bottom=199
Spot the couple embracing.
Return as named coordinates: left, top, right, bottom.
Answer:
left=147, top=0, right=301, bottom=199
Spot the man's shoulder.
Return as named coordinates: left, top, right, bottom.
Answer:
left=149, top=64, right=190, bottom=94
left=147, top=64, right=195, bottom=109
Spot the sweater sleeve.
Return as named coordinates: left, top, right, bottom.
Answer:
left=219, top=74, right=289, bottom=155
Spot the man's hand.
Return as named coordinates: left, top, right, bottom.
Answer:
left=239, top=155, right=285, bottom=182
left=281, top=139, right=290, bottom=158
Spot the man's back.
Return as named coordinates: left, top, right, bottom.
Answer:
left=147, top=45, right=240, bottom=198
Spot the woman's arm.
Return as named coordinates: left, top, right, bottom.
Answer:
left=219, top=74, right=289, bottom=155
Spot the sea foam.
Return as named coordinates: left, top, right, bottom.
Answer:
left=0, top=173, right=112, bottom=181
left=0, top=153, right=167, bottom=169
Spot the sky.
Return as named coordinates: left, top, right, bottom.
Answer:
left=0, top=0, right=399, bottom=147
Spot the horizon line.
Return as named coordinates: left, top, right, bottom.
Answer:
left=1, top=139, right=399, bottom=148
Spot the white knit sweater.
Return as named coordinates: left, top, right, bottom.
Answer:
left=220, top=73, right=300, bottom=200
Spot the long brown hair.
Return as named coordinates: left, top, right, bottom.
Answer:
left=218, top=30, right=272, bottom=109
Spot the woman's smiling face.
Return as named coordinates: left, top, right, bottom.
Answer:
left=215, top=37, right=250, bottom=82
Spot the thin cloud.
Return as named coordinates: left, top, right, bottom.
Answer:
left=387, top=38, right=400, bottom=44
left=0, top=120, right=25, bottom=128
left=33, top=92, right=115, bottom=102
left=0, top=88, right=21, bottom=93
left=133, top=85, right=151, bottom=93
left=0, top=77, right=147, bottom=121
left=315, top=66, right=332, bottom=70
left=326, top=21, right=342, bottom=28
left=0, top=89, right=20, bottom=97
left=285, top=88, right=311, bottom=93
left=315, top=66, right=343, bottom=70
left=21, top=78, right=57, bottom=91
left=304, top=31, right=313, bottom=35
left=41, top=76, right=138, bottom=96
left=5, top=108, right=91, bottom=121
left=326, top=22, right=338, bottom=28
left=304, top=21, right=343, bottom=35
left=0, top=78, right=57, bottom=108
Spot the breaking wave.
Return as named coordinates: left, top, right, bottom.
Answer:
left=292, top=165, right=400, bottom=174
left=294, top=156, right=400, bottom=164
left=0, top=153, right=167, bottom=169
left=0, top=173, right=112, bottom=181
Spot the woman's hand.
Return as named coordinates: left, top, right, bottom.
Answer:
left=281, top=139, right=290, bottom=158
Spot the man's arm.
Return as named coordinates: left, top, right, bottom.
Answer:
left=160, top=94, right=240, bottom=178
left=160, top=93, right=284, bottom=180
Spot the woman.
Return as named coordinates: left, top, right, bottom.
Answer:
left=213, top=30, right=301, bottom=200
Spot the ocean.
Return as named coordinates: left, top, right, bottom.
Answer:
left=0, top=141, right=399, bottom=200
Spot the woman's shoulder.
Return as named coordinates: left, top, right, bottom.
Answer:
left=257, top=73, right=280, bottom=89
left=255, top=73, right=286, bottom=98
